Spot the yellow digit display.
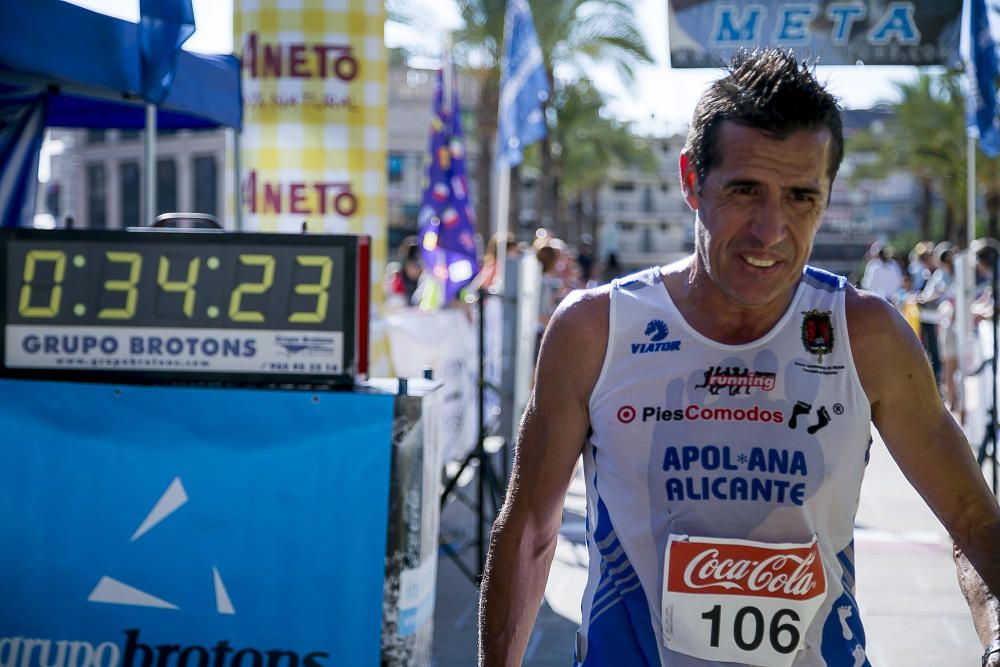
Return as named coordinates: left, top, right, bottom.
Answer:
left=18, top=250, right=66, bottom=318
left=157, top=256, right=201, bottom=318
left=288, top=255, right=333, bottom=323
left=228, top=254, right=275, bottom=322
left=97, top=251, right=142, bottom=319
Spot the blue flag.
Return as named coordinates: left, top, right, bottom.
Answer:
left=139, top=0, right=196, bottom=105
left=417, top=68, right=479, bottom=307
left=498, top=0, right=550, bottom=167
left=967, top=0, right=1000, bottom=157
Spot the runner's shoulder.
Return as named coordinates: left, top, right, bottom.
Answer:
left=536, top=284, right=612, bottom=386
left=546, top=283, right=611, bottom=348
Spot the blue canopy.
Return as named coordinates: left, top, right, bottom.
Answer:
left=0, top=0, right=242, bottom=130
left=0, top=0, right=242, bottom=228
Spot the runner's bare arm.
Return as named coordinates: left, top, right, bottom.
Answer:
left=478, top=287, right=609, bottom=667
left=847, top=288, right=1000, bottom=651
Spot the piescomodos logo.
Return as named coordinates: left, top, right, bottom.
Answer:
left=621, top=404, right=785, bottom=425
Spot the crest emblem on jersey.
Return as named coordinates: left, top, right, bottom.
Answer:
left=645, top=319, right=669, bottom=341
left=801, top=310, right=834, bottom=362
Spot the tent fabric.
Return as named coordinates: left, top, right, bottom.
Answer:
left=0, top=95, right=46, bottom=229
left=139, top=0, right=197, bottom=105
left=0, top=0, right=241, bottom=130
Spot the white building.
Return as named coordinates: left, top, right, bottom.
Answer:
left=45, top=127, right=225, bottom=229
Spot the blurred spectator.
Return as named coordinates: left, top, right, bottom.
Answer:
left=601, top=252, right=624, bottom=283
left=534, top=237, right=566, bottom=330
left=917, top=243, right=957, bottom=406
left=897, top=272, right=921, bottom=335
left=908, top=241, right=934, bottom=292
left=384, top=236, right=426, bottom=310
left=971, top=240, right=999, bottom=323
left=470, top=231, right=518, bottom=293
left=861, top=244, right=903, bottom=299
left=576, top=233, right=596, bottom=283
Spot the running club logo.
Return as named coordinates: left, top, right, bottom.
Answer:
left=695, top=366, right=776, bottom=395
left=801, top=310, right=834, bottom=362
left=631, top=319, right=681, bottom=354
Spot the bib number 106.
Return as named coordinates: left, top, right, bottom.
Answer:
left=701, top=605, right=800, bottom=654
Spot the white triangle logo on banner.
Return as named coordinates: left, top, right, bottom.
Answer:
left=87, top=576, right=179, bottom=609
left=131, top=477, right=188, bottom=542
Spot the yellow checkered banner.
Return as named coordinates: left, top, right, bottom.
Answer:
left=234, top=0, right=386, bottom=246
left=234, top=0, right=389, bottom=370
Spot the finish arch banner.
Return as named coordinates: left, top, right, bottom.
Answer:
left=0, top=379, right=394, bottom=667
left=668, top=0, right=961, bottom=68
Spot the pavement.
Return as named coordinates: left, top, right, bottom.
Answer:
left=431, top=421, right=996, bottom=666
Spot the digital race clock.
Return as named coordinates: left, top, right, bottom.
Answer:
left=0, top=229, right=370, bottom=386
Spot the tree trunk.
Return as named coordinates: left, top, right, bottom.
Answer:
left=589, top=186, right=600, bottom=246
left=475, top=71, right=499, bottom=242
left=920, top=177, right=933, bottom=240
left=986, top=186, right=1000, bottom=241
left=943, top=203, right=956, bottom=245
left=537, top=68, right=557, bottom=236
left=538, top=132, right=557, bottom=234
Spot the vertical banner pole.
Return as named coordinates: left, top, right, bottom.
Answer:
left=494, top=164, right=510, bottom=290
left=144, top=103, right=157, bottom=225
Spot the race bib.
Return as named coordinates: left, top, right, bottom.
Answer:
left=662, top=534, right=827, bottom=667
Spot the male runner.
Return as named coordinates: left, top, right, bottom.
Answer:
left=479, top=49, right=1000, bottom=667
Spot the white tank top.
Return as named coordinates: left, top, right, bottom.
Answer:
left=576, top=265, right=873, bottom=667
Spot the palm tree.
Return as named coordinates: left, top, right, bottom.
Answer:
left=389, top=0, right=652, bottom=240
left=529, top=0, right=652, bottom=230
left=847, top=72, right=968, bottom=244
left=547, top=78, right=655, bottom=242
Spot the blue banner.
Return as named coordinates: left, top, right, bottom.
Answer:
left=0, top=379, right=394, bottom=666
left=667, top=0, right=961, bottom=68
left=967, top=0, right=1000, bottom=157
left=497, top=0, right=550, bottom=167
left=417, top=68, right=479, bottom=306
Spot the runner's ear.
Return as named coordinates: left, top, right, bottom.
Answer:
left=679, top=152, right=699, bottom=209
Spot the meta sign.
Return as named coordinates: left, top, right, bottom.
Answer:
left=0, top=229, right=370, bottom=385
left=668, top=0, right=961, bottom=67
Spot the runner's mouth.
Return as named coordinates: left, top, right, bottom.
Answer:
left=741, top=255, right=777, bottom=268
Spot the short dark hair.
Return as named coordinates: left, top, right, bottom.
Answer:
left=683, top=48, right=844, bottom=190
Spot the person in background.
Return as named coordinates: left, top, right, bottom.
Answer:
left=576, top=233, right=597, bottom=284
left=384, top=236, right=426, bottom=309
left=909, top=240, right=934, bottom=292
left=470, top=231, right=519, bottom=293
left=860, top=243, right=903, bottom=299
left=533, top=236, right=566, bottom=331
left=600, top=251, right=623, bottom=283
left=918, top=243, right=957, bottom=406
left=914, top=243, right=943, bottom=384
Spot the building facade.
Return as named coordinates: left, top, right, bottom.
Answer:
left=44, top=127, right=226, bottom=229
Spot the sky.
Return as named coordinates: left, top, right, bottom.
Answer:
left=66, top=0, right=921, bottom=133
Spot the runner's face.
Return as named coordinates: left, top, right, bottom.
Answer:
left=681, top=122, right=832, bottom=311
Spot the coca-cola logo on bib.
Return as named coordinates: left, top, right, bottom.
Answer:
left=667, top=540, right=826, bottom=601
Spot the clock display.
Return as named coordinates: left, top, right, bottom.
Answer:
left=1, top=229, right=368, bottom=385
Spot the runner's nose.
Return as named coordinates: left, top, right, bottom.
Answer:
left=749, top=197, right=787, bottom=247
